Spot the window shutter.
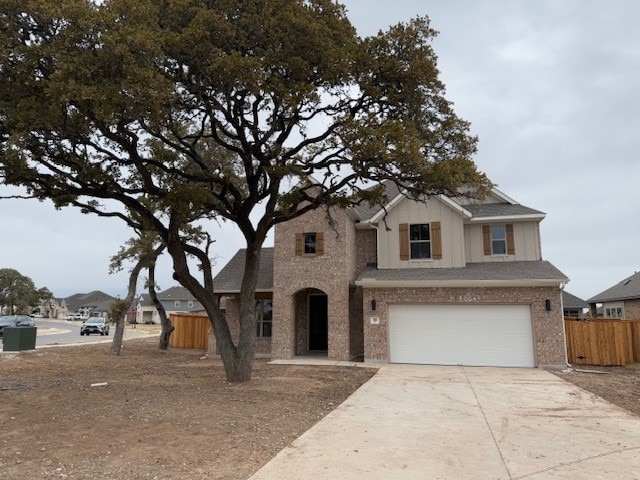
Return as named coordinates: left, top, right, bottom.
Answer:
left=295, top=233, right=303, bottom=256
left=431, top=222, right=442, bottom=260
left=316, top=232, right=324, bottom=256
left=399, top=223, right=409, bottom=261
left=482, top=225, right=491, bottom=256
left=506, top=223, right=515, bottom=255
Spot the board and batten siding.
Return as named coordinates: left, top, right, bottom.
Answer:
left=464, top=221, right=541, bottom=263
left=377, top=197, right=465, bottom=269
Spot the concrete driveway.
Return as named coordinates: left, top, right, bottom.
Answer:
left=251, top=365, right=640, bottom=479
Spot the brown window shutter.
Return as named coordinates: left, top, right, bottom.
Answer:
left=431, top=222, right=442, bottom=260
left=506, top=223, right=515, bottom=255
left=482, top=225, right=491, bottom=256
left=399, top=223, right=409, bottom=261
left=295, top=233, right=303, bottom=256
left=316, top=232, right=324, bottom=256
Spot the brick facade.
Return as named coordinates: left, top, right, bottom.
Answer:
left=272, top=207, right=359, bottom=361
left=623, top=299, right=640, bottom=319
left=361, top=286, right=566, bottom=367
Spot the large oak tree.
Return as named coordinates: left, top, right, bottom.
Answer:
left=0, top=0, right=491, bottom=381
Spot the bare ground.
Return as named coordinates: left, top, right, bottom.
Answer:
left=3, top=338, right=639, bottom=480
left=0, top=338, right=375, bottom=480
left=554, top=365, right=640, bottom=417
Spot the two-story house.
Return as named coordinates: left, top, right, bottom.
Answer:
left=213, top=182, right=569, bottom=369
left=135, top=286, right=204, bottom=324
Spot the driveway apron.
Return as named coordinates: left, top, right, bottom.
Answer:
left=250, top=365, right=640, bottom=480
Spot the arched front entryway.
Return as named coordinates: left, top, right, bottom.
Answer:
left=294, top=288, right=328, bottom=356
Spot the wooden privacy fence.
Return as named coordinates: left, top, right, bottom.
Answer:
left=564, top=317, right=640, bottom=366
left=169, top=313, right=210, bottom=350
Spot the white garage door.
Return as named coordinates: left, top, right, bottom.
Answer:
left=388, top=304, right=535, bottom=367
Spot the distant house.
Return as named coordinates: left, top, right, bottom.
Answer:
left=135, top=286, right=204, bottom=324
left=587, top=271, right=640, bottom=319
left=39, top=297, right=68, bottom=319
left=65, top=291, right=117, bottom=318
left=562, top=291, right=588, bottom=318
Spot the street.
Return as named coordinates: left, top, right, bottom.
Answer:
left=0, top=318, right=154, bottom=349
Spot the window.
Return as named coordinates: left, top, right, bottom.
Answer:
left=256, top=299, right=273, bottom=338
left=409, top=223, right=431, bottom=259
left=605, top=306, right=624, bottom=318
left=174, top=300, right=181, bottom=307
left=491, top=225, right=507, bottom=255
left=304, top=233, right=316, bottom=254
left=187, top=300, right=194, bottom=308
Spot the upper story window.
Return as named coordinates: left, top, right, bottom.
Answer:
left=187, top=300, right=194, bottom=308
left=483, top=223, right=515, bottom=256
left=295, top=232, right=324, bottom=256
left=174, top=300, right=181, bottom=307
left=256, top=299, right=273, bottom=338
left=410, top=223, right=431, bottom=259
left=491, top=225, right=507, bottom=255
left=304, top=233, right=317, bottom=254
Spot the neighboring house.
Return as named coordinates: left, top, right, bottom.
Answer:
left=135, top=286, right=204, bottom=324
left=38, top=297, right=68, bottom=319
left=587, top=271, right=640, bottom=319
left=213, top=182, right=569, bottom=369
left=562, top=291, right=588, bottom=318
left=64, top=291, right=117, bottom=318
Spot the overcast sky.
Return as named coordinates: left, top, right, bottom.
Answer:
left=1, top=0, right=638, bottom=301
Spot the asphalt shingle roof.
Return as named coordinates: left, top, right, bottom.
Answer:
left=587, top=271, right=640, bottom=303
left=351, top=182, right=543, bottom=222
left=64, top=291, right=115, bottom=312
left=356, top=261, right=568, bottom=284
left=462, top=203, right=545, bottom=218
left=562, top=291, right=589, bottom=309
left=351, top=181, right=401, bottom=221
left=213, top=248, right=274, bottom=293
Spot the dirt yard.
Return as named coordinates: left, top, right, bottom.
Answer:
left=3, top=339, right=639, bottom=480
left=0, top=338, right=375, bottom=480
left=554, top=365, right=640, bottom=417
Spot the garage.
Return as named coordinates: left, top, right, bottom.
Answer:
left=388, top=304, right=535, bottom=367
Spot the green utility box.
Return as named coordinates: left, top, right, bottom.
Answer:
left=2, top=327, right=37, bottom=352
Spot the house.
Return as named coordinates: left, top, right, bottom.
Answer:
left=562, top=291, right=589, bottom=318
left=587, top=271, right=640, bottom=319
left=213, top=183, right=569, bottom=369
left=64, top=291, right=117, bottom=318
left=135, top=286, right=204, bottom=324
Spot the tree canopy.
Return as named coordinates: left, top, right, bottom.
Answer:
left=0, top=0, right=491, bottom=381
left=0, top=268, right=52, bottom=314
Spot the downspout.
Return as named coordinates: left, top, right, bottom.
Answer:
left=559, top=281, right=571, bottom=369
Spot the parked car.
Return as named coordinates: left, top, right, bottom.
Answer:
left=79, top=317, right=110, bottom=336
left=0, top=315, right=36, bottom=337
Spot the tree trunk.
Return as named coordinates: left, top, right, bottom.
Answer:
left=111, top=245, right=165, bottom=356
left=165, top=220, right=261, bottom=382
left=148, top=263, right=173, bottom=350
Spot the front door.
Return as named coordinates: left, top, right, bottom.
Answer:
left=309, top=295, right=328, bottom=351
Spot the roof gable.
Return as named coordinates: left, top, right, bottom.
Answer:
left=587, top=271, right=640, bottom=303
left=213, top=248, right=274, bottom=293
left=352, top=182, right=544, bottom=223
left=562, top=291, right=588, bottom=309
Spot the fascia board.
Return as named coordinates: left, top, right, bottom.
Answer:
left=469, top=214, right=546, bottom=222
left=437, top=195, right=472, bottom=218
left=490, top=188, right=519, bottom=204
left=355, top=279, right=565, bottom=288
left=368, top=190, right=407, bottom=223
